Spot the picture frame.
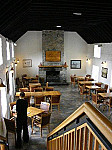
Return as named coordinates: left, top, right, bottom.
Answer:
left=70, top=60, right=81, bottom=69
left=101, top=67, right=108, bottom=78
left=23, top=59, right=32, bottom=67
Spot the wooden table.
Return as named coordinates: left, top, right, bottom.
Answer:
left=29, top=83, right=41, bottom=87
left=75, top=76, right=85, bottom=80
left=27, top=107, right=45, bottom=133
left=16, top=91, right=61, bottom=97
left=12, top=106, right=45, bottom=133
left=98, top=93, right=112, bottom=98
left=24, top=77, right=37, bottom=80
left=86, top=85, right=101, bottom=100
left=78, top=81, right=97, bottom=86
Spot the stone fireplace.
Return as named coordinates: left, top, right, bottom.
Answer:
left=39, top=30, right=68, bottom=84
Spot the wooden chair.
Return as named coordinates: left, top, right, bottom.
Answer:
left=0, top=135, right=9, bottom=150
left=86, top=78, right=94, bottom=81
left=19, top=87, right=29, bottom=92
left=22, top=74, right=27, bottom=87
left=4, top=118, right=16, bottom=145
left=36, top=75, right=39, bottom=80
left=33, top=112, right=51, bottom=137
left=96, top=84, right=108, bottom=94
left=105, top=98, right=112, bottom=113
left=29, top=79, right=38, bottom=83
left=34, top=87, right=43, bottom=92
left=9, top=101, right=16, bottom=118
left=24, top=96, right=31, bottom=107
left=45, top=87, right=54, bottom=91
left=109, top=88, right=112, bottom=93
left=95, top=82, right=102, bottom=87
left=79, top=85, right=89, bottom=100
left=70, top=75, right=75, bottom=86
left=77, top=78, right=85, bottom=90
left=92, top=93, right=104, bottom=108
left=34, top=95, right=45, bottom=107
left=30, top=84, right=41, bottom=92
left=86, top=74, right=91, bottom=78
left=50, top=95, right=61, bottom=111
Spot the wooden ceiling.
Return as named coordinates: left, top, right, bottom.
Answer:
left=0, top=1, right=112, bottom=44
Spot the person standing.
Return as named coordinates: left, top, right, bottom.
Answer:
left=16, top=92, right=29, bottom=148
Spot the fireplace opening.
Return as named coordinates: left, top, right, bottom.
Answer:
left=46, top=71, right=60, bottom=82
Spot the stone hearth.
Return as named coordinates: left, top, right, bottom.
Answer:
left=39, top=66, right=67, bottom=85
left=39, top=30, right=68, bottom=85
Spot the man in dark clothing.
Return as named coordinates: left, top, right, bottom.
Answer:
left=16, top=92, right=29, bottom=148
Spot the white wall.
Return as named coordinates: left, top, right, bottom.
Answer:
left=87, top=43, right=112, bottom=89
left=0, top=34, right=15, bottom=135
left=64, top=32, right=87, bottom=81
left=15, top=31, right=42, bottom=78
left=15, top=31, right=88, bottom=82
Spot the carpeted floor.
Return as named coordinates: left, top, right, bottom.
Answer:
left=9, top=84, right=112, bottom=150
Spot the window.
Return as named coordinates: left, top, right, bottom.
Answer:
left=92, top=65, right=99, bottom=81
left=12, top=42, right=14, bottom=58
left=1, top=86, right=7, bottom=117
left=9, top=71, right=13, bottom=96
left=110, top=70, right=112, bottom=88
left=6, top=41, right=10, bottom=60
left=94, top=45, right=101, bottom=58
left=0, top=38, right=3, bottom=65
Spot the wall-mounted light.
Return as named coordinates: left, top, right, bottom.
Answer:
left=10, top=67, right=14, bottom=73
left=0, top=78, right=6, bottom=87
left=86, top=58, right=90, bottom=62
left=15, top=62, right=17, bottom=66
left=101, top=61, right=106, bottom=64
left=17, top=59, right=19, bottom=63
left=14, top=43, right=17, bottom=46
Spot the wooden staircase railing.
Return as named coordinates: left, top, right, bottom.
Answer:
left=47, top=102, right=112, bottom=150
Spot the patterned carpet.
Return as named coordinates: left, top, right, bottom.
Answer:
left=9, top=84, right=112, bottom=150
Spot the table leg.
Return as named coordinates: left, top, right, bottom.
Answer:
left=32, top=117, right=34, bottom=133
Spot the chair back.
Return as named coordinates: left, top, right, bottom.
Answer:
left=46, top=87, right=54, bottom=91
left=92, top=93, right=97, bottom=103
left=9, top=101, right=16, bottom=117
left=109, top=88, right=112, bottom=93
left=4, top=118, right=16, bottom=133
left=34, top=95, right=45, bottom=105
left=29, top=79, right=38, bottom=83
left=79, top=85, right=84, bottom=95
left=24, top=96, right=30, bottom=107
left=34, top=87, right=43, bottom=92
left=0, top=135, right=9, bottom=150
left=19, top=88, right=29, bottom=92
left=30, top=84, right=41, bottom=92
left=51, top=95, right=60, bottom=103
left=104, top=84, right=108, bottom=92
left=70, top=75, right=75, bottom=82
left=86, top=78, right=94, bottom=81
left=95, top=82, right=102, bottom=87
left=86, top=74, right=91, bottom=78
left=41, top=112, right=51, bottom=126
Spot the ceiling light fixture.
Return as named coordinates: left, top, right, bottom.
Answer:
left=56, top=26, right=61, bottom=28
left=73, top=12, right=82, bottom=15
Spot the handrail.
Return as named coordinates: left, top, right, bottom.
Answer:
left=47, top=102, right=112, bottom=144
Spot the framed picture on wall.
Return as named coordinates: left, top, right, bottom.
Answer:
left=23, top=59, right=32, bottom=67
left=101, top=67, right=108, bottom=78
left=70, top=60, right=81, bottom=69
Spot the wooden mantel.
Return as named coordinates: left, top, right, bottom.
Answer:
left=38, top=65, right=68, bottom=68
